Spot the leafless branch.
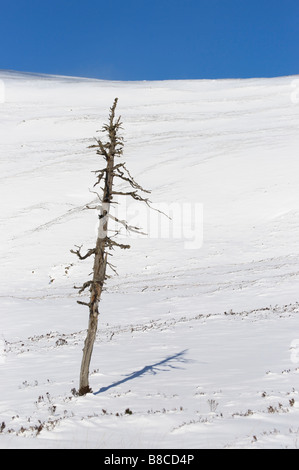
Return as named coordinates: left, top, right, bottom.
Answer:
left=107, top=261, right=119, bottom=276
left=105, top=237, right=131, bottom=250
left=89, top=188, right=103, bottom=202
left=85, top=204, right=101, bottom=210
left=77, top=300, right=91, bottom=307
left=88, top=138, right=109, bottom=160
left=97, top=139, right=110, bottom=160
left=112, top=190, right=170, bottom=218
left=108, top=214, right=146, bottom=235
left=70, top=245, right=96, bottom=260
left=74, top=280, right=93, bottom=294
left=93, top=168, right=106, bottom=187
left=113, top=163, right=151, bottom=193
left=112, top=190, right=151, bottom=204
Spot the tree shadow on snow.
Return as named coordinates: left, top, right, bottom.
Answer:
left=94, top=349, right=189, bottom=395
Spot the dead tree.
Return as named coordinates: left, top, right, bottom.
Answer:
left=71, top=98, right=152, bottom=396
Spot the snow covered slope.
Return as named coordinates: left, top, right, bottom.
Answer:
left=0, top=70, right=299, bottom=448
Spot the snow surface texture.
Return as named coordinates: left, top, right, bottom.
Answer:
left=0, top=71, right=299, bottom=449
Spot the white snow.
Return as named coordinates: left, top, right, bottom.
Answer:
left=0, top=70, right=299, bottom=448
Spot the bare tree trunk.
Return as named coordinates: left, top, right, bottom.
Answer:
left=72, top=98, right=154, bottom=396
left=78, top=100, right=118, bottom=396
left=79, top=241, right=108, bottom=395
left=79, top=311, right=99, bottom=395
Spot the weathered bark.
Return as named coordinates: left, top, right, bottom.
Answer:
left=73, top=98, right=152, bottom=396
left=79, top=312, right=98, bottom=395
left=78, top=246, right=107, bottom=395
left=78, top=99, right=119, bottom=396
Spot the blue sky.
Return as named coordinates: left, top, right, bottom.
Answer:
left=0, top=0, right=298, bottom=80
